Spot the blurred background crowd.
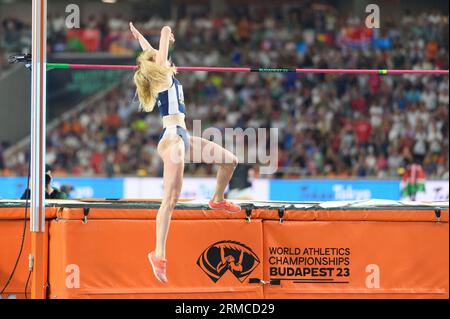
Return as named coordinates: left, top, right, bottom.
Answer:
left=0, top=0, right=448, bottom=179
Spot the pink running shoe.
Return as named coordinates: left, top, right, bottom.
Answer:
left=208, top=199, right=241, bottom=214
left=148, top=251, right=168, bottom=284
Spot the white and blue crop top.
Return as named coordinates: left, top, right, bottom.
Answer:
left=156, top=76, right=186, bottom=117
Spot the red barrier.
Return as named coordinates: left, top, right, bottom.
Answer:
left=0, top=201, right=448, bottom=299
left=263, top=221, right=448, bottom=299
left=48, top=219, right=264, bottom=299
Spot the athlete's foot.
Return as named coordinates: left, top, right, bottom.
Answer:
left=208, top=199, right=241, bottom=214
left=148, top=251, right=168, bottom=284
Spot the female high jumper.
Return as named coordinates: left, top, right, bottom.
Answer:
left=130, top=23, right=241, bottom=283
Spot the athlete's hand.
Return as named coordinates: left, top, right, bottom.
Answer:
left=169, top=32, right=175, bottom=44
left=129, top=22, right=142, bottom=39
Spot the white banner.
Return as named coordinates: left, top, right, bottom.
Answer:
left=124, top=177, right=269, bottom=200
left=415, top=180, right=449, bottom=201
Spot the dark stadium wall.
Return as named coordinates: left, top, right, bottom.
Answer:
left=0, top=59, right=131, bottom=147
left=46, top=56, right=134, bottom=120
left=0, top=65, right=31, bottom=146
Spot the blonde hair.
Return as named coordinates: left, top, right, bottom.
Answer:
left=133, top=49, right=177, bottom=112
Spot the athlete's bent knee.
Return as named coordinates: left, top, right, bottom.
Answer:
left=224, top=155, right=238, bottom=168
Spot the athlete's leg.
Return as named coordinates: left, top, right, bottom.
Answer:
left=155, top=136, right=185, bottom=259
left=188, top=136, right=238, bottom=203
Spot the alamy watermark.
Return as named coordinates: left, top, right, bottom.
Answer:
left=65, top=4, right=80, bottom=29
left=365, top=4, right=380, bottom=29
left=164, top=120, right=279, bottom=175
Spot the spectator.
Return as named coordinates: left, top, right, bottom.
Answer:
left=20, top=165, right=68, bottom=200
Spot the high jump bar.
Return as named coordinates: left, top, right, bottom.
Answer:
left=47, top=63, right=449, bottom=75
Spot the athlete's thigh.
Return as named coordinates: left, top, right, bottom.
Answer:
left=158, top=137, right=185, bottom=195
left=187, top=136, right=236, bottom=165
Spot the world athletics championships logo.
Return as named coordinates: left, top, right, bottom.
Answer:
left=197, top=241, right=260, bottom=283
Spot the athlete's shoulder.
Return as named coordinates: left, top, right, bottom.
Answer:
left=172, top=75, right=181, bottom=85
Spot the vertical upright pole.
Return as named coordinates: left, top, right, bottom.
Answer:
left=30, top=0, right=47, bottom=299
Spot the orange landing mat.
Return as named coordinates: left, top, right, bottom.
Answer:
left=0, top=199, right=448, bottom=299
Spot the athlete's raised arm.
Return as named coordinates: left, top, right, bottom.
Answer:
left=129, top=22, right=155, bottom=52
left=155, top=25, right=175, bottom=66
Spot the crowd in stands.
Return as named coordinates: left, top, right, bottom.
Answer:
left=1, top=4, right=449, bottom=179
